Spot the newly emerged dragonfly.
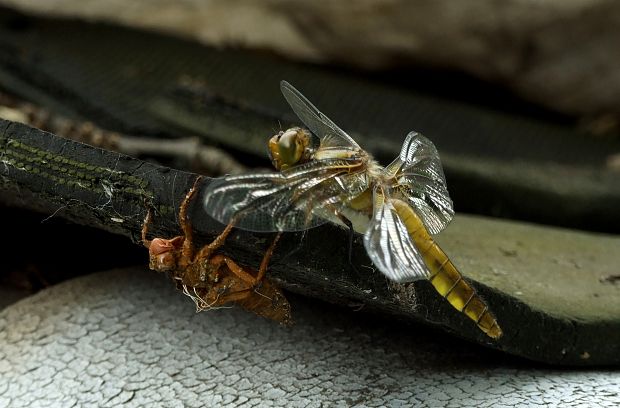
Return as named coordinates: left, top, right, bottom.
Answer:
left=204, top=81, right=502, bottom=339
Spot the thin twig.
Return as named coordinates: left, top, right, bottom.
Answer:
left=0, top=91, right=246, bottom=176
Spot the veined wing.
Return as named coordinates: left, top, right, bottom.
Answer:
left=386, top=131, right=454, bottom=235
left=363, top=191, right=430, bottom=283
left=203, top=158, right=364, bottom=232
left=280, top=81, right=360, bottom=149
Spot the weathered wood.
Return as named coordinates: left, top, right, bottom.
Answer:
left=1, top=120, right=619, bottom=365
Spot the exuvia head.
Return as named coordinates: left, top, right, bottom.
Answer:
left=268, top=127, right=314, bottom=170
left=148, top=236, right=183, bottom=272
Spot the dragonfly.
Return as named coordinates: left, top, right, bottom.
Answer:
left=204, top=81, right=502, bottom=339
left=142, top=176, right=291, bottom=325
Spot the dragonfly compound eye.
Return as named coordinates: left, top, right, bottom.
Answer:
left=269, top=128, right=304, bottom=170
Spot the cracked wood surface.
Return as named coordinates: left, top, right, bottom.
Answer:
left=1, top=120, right=619, bottom=365
left=0, top=268, right=618, bottom=407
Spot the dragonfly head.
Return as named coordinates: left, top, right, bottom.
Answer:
left=268, top=127, right=314, bottom=170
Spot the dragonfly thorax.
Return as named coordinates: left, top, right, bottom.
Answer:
left=366, top=158, right=387, bottom=181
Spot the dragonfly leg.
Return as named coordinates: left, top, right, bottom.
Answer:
left=334, top=211, right=360, bottom=274
left=179, top=176, right=204, bottom=261
left=141, top=207, right=153, bottom=248
left=203, top=255, right=256, bottom=305
left=255, top=232, right=282, bottom=283
left=212, top=254, right=257, bottom=286
left=194, top=220, right=236, bottom=261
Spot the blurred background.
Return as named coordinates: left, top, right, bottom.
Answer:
left=0, top=1, right=618, bottom=298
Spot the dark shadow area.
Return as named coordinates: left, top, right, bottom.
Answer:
left=0, top=205, right=144, bottom=295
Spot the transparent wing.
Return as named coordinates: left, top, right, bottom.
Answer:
left=363, top=198, right=430, bottom=283
left=386, top=131, right=454, bottom=234
left=280, top=80, right=360, bottom=149
left=203, top=159, right=361, bottom=232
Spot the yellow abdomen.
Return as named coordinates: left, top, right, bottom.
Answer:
left=392, top=200, right=502, bottom=339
